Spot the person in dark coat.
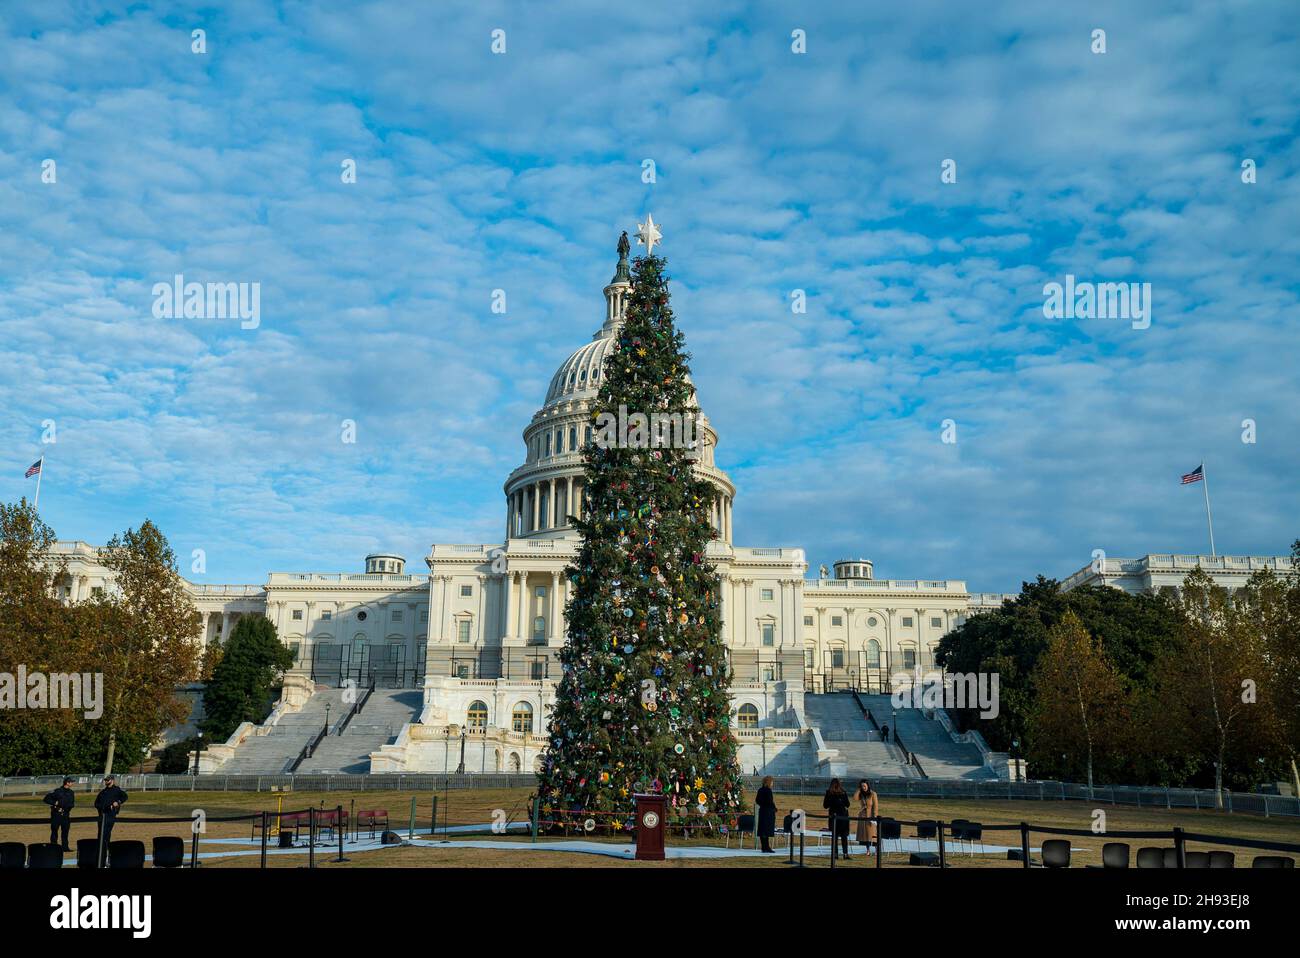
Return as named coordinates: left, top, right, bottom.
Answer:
left=755, top=776, right=777, bottom=853
left=880, top=723, right=889, bottom=743
left=822, top=777, right=851, bottom=858
left=94, top=774, right=128, bottom=865
left=43, top=776, right=76, bottom=850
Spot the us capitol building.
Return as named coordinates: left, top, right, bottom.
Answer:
left=49, top=235, right=1296, bottom=778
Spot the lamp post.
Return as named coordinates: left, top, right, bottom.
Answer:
left=324, top=703, right=332, bottom=737
left=457, top=731, right=466, bottom=775
left=192, top=731, right=203, bottom=775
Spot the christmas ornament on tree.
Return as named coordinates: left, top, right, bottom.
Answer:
left=536, top=222, right=745, bottom=830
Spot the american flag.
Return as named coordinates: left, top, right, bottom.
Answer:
left=24, top=458, right=41, bottom=478
left=1181, top=464, right=1204, bottom=485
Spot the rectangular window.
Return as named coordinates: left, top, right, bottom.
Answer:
left=760, top=588, right=774, bottom=601
left=322, top=610, right=332, bottom=620
left=803, top=615, right=813, bottom=627
left=903, top=649, right=916, bottom=669
left=804, top=649, right=814, bottom=669
left=761, top=623, right=775, bottom=646
left=930, top=617, right=942, bottom=628
left=460, top=584, right=473, bottom=597
left=455, top=664, right=470, bottom=679
left=457, top=620, right=472, bottom=643
left=288, top=643, right=300, bottom=662
left=831, top=649, right=845, bottom=668
left=292, top=609, right=303, bottom=621
left=530, top=661, right=545, bottom=680
left=762, top=666, right=776, bottom=682
left=831, top=615, right=843, bottom=627
left=420, top=609, right=428, bottom=623
left=535, top=586, right=547, bottom=599
left=91, top=586, right=103, bottom=598
left=902, top=616, right=914, bottom=628
left=392, top=609, right=403, bottom=623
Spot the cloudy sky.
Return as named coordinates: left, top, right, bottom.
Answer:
left=2, top=1, right=1297, bottom=592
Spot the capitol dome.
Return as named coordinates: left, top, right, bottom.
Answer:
left=502, top=232, right=735, bottom=544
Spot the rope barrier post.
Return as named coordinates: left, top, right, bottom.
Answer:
left=96, top=814, right=106, bottom=869
left=788, top=828, right=794, bottom=864
left=1174, top=827, right=1186, bottom=869
left=337, top=805, right=346, bottom=862
left=308, top=807, right=316, bottom=869
left=830, top=820, right=837, bottom=869
left=937, top=821, right=946, bottom=869
left=190, top=823, right=200, bottom=869
left=408, top=796, right=417, bottom=840
left=532, top=796, right=540, bottom=844
left=350, top=797, right=356, bottom=843
left=875, top=821, right=883, bottom=869
left=431, top=795, right=438, bottom=837
left=1020, top=822, right=1030, bottom=869
left=799, top=831, right=804, bottom=868
left=260, top=811, right=268, bottom=869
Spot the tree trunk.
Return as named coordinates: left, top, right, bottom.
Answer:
left=1086, top=751, right=1094, bottom=791
left=1214, top=752, right=1224, bottom=810
left=103, top=729, right=117, bottom=776
left=1290, top=757, right=1299, bottom=799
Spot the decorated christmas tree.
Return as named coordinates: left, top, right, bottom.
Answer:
left=536, top=219, right=746, bottom=831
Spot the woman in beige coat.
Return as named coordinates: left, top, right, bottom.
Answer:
left=855, top=779, right=879, bottom=849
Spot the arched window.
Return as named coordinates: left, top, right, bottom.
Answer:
left=512, top=702, right=533, bottom=733
left=568, top=426, right=577, bottom=449
left=866, top=639, right=881, bottom=667
left=533, top=616, right=546, bottom=642
left=467, top=701, right=488, bottom=728
left=509, top=752, right=521, bottom=772
left=737, top=704, right=759, bottom=728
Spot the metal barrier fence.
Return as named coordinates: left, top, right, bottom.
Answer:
left=758, top=776, right=1300, bottom=818
left=2, top=772, right=1295, bottom=818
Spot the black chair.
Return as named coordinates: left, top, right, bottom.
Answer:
left=1185, top=851, right=1210, bottom=869
left=915, top=819, right=937, bottom=852
left=948, top=819, right=970, bottom=854
left=1041, top=839, right=1071, bottom=868
left=108, top=840, right=146, bottom=869
left=727, top=814, right=755, bottom=849
left=961, top=821, right=984, bottom=856
left=1102, top=842, right=1131, bottom=868
left=1252, top=855, right=1295, bottom=869
left=76, top=838, right=101, bottom=869
left=1136, top=847, right=1165, bottom=868
left=27, top=843, right=64, bottom=869
left=152, top=836, right=185, bottom=868
left=0, top=842, right=26, bottom=869
left=1208, top=850, right=1235, bottom=869
left=879, top=817, right=902, bottom=848
left=1162, top=847, right=1180, bottom=869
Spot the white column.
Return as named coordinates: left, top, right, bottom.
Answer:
left=531, top=484, right=540, bottom=532
left=548, top=478, right=557, bottom=529
left=548, top=571, right=559, bottom=641
left=517, top=572, right=528, bottom=639
left=502, top=569, right=514, bottom=641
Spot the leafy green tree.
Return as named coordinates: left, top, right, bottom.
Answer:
left=937, top=576, right=1182, bottom=772
left=1149, top=568, right=1275, bottom=806
left=96, top=520, right=202, bottom=773
left=199, top=615, right=292, bottom=742
left=1028, top=611, right=1132, bottom=788
left=536, top=237, right=745, bottom=826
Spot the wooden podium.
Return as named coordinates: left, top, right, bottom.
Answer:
left=633, top=793, right=666, bottom=861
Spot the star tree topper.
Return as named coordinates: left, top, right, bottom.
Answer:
left=636, top=213, right=663, bottom=256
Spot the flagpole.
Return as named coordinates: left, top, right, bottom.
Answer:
left=33, top=455, right=44, bottom=512
left=1200, top=462, right=1216, bottom=557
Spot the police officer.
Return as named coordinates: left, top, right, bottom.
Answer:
left=43, top=776, right=76, bottom=850
left=94, top=774, right=128, bottom=865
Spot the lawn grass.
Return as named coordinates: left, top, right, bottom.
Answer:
left=3, top=786, right=1296, bottom=868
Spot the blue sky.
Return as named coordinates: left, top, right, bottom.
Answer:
left=2, top=1, right=1297, bottom=592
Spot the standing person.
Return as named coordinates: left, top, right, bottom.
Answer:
left=43, top=776, right=76, bottom=851
left=755, top=776, right=777, bottom=853
left=855, top=779, right=879, bottom=851
left=94, top=774, right=128, bottom=866
left=880, top=723, right=889, bottom=744
left=822, top=777, right=851, bottom=859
